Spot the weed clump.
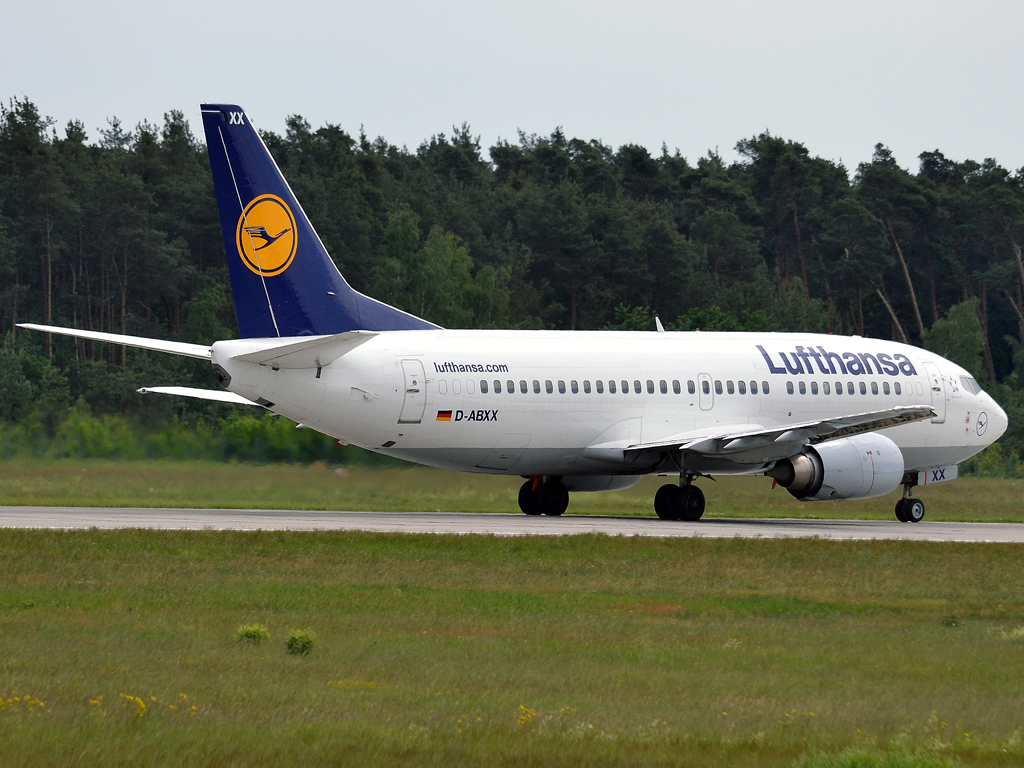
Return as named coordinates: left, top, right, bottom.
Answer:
left=235, top=623, right=270, bottom=644
left=285, top=629, right=316, bottom=655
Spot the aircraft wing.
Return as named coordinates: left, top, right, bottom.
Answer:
left=623, top=405, right=935, bottom=463
left=17, top=323, right=211, bottom=359
left=137, top=386, right=260, bottom=405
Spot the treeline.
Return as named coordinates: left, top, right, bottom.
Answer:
left=1, top=96, right=1023, bottom=460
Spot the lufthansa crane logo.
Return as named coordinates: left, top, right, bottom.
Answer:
left=236, top=194, right=297, bottom=277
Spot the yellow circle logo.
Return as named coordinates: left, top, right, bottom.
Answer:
left=236, top=194, right=297, bottom=277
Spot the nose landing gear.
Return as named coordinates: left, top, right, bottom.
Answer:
left=518, top=477, right=569, bottom=516
left=894, top=484, right=925, bottom=523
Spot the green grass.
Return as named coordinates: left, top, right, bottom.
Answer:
left=0, top=459, right=1022, bottom=521
left=2, top=530, right=1024, bottom=766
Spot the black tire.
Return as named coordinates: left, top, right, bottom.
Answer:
left=894, top=498, right=909, bottom=523
left=654, top=484, right=679, bottom=520
left=538, top=480, right=569, bottom=516
left=676, top=485, right=706, bottom=521
left=518, top=480, right=541, bottom=515
left=906, top=498, right=925, bottom=523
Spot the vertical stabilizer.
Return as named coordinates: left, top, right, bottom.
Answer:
left=200, top=104, right=437, bottom=338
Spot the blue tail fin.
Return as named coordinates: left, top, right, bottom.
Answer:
left=200, top=104, right=438, bottom=338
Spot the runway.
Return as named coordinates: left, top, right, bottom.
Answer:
left=1, top=506, right=1023, bottom=542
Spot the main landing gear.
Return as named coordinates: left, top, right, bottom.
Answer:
left=894, top=483, right=925, bottom=523
left=653, top=478, right=705, bottom=521
left=518, top=477, right=570, bottom=516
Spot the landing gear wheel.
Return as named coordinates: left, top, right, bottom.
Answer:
left=537, top=480, right=569, bottom=516
left=894, top=498, right=909, bottom=523
left=905, top=498, right=925, bottom=523
left=676, top=485, right=706, bottom=521
left=518, top=480, right=541, bottom=515
left=655, top=484, right=679, bottom=520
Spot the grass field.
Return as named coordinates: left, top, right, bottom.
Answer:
left=2, top=530, right=1024, bottom=767
left=0, top=459, right=1022, bottom=522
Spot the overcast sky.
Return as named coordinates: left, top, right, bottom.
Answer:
left=5, top=0, right=1023, bottom=173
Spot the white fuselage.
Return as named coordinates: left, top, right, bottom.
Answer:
left=213, top=330, right=1007, bottom=482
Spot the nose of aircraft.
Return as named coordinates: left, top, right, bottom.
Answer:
left=986, top=397, right=1008, bottom=442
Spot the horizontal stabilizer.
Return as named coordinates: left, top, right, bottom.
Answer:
left=626, top=405, right=936, bottom=463
left=226, top=330, right=377, bottom=369
left=18, top=323, right=211, bottom=360
left=137, top=386, right=260, bottom=405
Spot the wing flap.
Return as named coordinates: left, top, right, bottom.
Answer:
left=626, top=405, right=935, bottom=461
left=18, top=323, right=211, bottom=360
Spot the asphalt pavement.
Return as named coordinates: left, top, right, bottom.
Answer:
left=1, top=506, right=1022, bottom=542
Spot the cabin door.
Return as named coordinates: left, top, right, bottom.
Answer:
left=922, top=361, right=946, bottom=423
left=398, top=359, right=427, bottom=424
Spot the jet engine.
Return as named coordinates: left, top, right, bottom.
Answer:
left=767, top=433, right=904, bottom=501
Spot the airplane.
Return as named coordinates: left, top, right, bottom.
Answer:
left=19, top=104, right=1009, bottom=523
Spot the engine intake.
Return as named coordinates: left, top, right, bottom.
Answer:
left=767, top=433, right=904, bottom=501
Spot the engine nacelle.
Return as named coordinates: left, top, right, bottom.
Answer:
left=768, top=433, right=904, bottom=502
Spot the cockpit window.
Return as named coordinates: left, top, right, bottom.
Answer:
left=960, top=375, right=982, bottom=395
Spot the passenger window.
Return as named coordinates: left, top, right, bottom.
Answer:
left=480, top=380, right=489, bottom=393
left=660, top=380, right=668, bottom=394
left=439, top=379, right=448, bottom=394
left=596, top=380, right=604, bottom=393
left=467, top=380, right=475, bottom=394
left=702, top=380, right=710, bottom=395
left=583, top=380, right=591, bottom=394
left=811, top=381, right=818, bottom=395
left=609, top=380, right=617, bottom=394
left=871, top=382, right=879, bottom=395
left=520, top=380, right=528, bottom=393
left=787, top=381, right=794, bottom=395
left=673, top=380, right=681, bottom=394
left=762, top=382, right=770, bottom=394
left=453, top=379, right=462, bottom=394
left=835, top=381, right=842, bottom=394
left=738, top=380, right=746, bottom=395
left=883, top=382, right=890, bottom=395
left=493, top=380, right=501, bottom=393
left=895, top=382, right=901, bottom=395
left=714, top=380, right=723, bottom=395
left=798, top=381, right=806, bottom=395
left=646, top=380, right=654, bottom=394
left=916, top=382, right=923, bottom=396
left=859, top=382, right=866, bottom=395
left=622, top=380, right=629, bottom=394
left=634, top=380, right=642, bottom=394
left=571, top=380, right=579, bottom=394
left=688, top=380, right=696, bottom=395
left=847, top=382, right=854, bottom=395
left=507, top=380, right=514, bottom=394
left=558, top=380, right=566, bottom=394
left=545, top=380, right=553, bottom=394
left=533, top=380, right=540, bottom=394
left=750, top=381, right=758, bottom=395
left=823, top=381, right=830, bottom=395
left=727, top=380, right=735, bottom=395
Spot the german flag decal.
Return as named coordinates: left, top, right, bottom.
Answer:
left=436, top=410, right=453, bottom=422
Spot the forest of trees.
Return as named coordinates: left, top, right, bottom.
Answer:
left=1, top=96, right=1023, bottom=464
